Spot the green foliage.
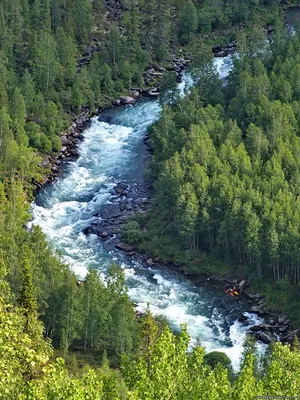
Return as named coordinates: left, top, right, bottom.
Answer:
left=178, top=0, right=198, bottom=43
left=122, top=220, right=144, bottom=245
left=2, top=290, right=300, bottom=397
left=137, top=30, right=300, bottom=311
left=204, top=351, right=232, bottom=370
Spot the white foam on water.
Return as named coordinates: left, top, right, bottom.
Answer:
left=178, top=73, right=194, bottom=97
left=213, top=55, right=234, bottom=79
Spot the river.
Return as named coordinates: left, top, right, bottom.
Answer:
left=30, top=55, right=265, bottom=371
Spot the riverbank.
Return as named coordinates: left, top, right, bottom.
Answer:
left=35, top=55, right=191, bottom=190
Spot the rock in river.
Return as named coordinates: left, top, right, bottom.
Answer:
left=116, top=242, right=137, bottom=252
left=238, top=313, right=249, bottom=323
left=114, top=183, right=128, bottom=194
left=257, top=331, right=273, bottom=344
left=119, top=96, right=135, bottom=105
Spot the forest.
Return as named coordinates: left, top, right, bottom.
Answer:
left=1, top=0, right=300, bottom=398
left=124, top=4, right=300, bottom=321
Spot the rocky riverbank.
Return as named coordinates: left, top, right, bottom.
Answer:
left=82, top=178, right=153, bottom=252
left=36, top=54, right=191, bottom=189
left=185, top=275, right=297, bottom=345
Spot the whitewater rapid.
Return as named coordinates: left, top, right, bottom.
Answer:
left=30, top=55, right=266, bottom=371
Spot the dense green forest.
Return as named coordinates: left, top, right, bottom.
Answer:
left=0, top=0, right=279, bottom=181
left=124, top=22, right=300, bottom=321
left=2, top=272, right=300, bottom=399
left=1, top=0, right=300, bottom=397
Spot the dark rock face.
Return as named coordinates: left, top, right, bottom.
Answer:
left=82, top=226, right=95, bottom=235
left=250, top=325, right=262, bottom=332
left=238, top=313, right=249, bottom=323
left=212, top=41, right=237, bottom=57
left=257, top=331, right=273, bottom=344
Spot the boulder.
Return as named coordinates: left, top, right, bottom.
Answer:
left=41, top=159, right=50, bottom=168
left=250, top=305, right=264, bottom=314
left=146, top=90, right=160, bottom=97
left=258, top=331, right=273, bottom=344
left=82, top=226, right=94, bottom=235
left=61, top=135, right=71, bottom=146
left=259, top=324, right=274, bottom=332
left=266, top=25, right=275, bottom=33
left=115, top=183, right=128, bottom=194
left=99, top=231, right=109, bottom=239
left=238, top=279, right=246, bottom=292
left=71, top=131, right=81, bottom=139
left=212, top=44, right=222, bottom=53
left=278, top=325, right=289, bottom=334
left=76, top=114, right=88, bottom=125
left=116, top=242, right=137, bottom=252
left=119, top=96, right=135, bottom=105
left=214, top=51, right=226, bottom=58
left=238, top=313, right=249, bottom=323
left=149, top=71, right=164, bottom=77
left=146, top=258, right=154, bottom=266
left=69, top=148, right=79, bottom=157
left=247, top=292, right=261, bottom=301
left=131, top=90, right=140, bottom=98
left=278, top=314, right=288, bottom=324
left=250, top=325, right=262, bottom=332
left=154, top=65, right=165, bottom=72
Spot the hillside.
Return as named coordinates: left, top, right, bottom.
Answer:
left=1, top=0, right=300, bottom=398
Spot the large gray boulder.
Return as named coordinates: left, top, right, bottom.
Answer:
left=116, top=242, right=137, bottom=252
left=250, top=305, right=263, bottom=314
left=238, top=279, right=246, bottom=292
left=61, top=135, right=71, bottom=146
left=119, top=96, right=135, bottom=105
left=278, top=314, right=288, bottom=324
left=258, top=331, right=273, bottom=344
left=114, top=183, right=128, bottom=194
